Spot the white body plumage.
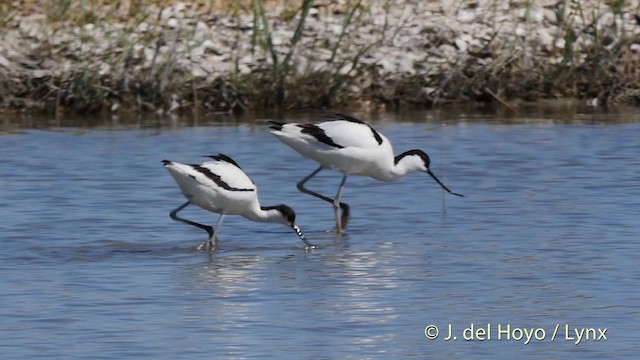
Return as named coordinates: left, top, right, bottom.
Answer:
left=162, top=154, right=313, bottom=248
left=268, top=114, right=463, bottom=232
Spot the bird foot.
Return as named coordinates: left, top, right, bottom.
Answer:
left=197, top=239, right=218, bottom=252
left=326, top=227, right=346, bottom=235
left=304, top=244, right=318, bottom=251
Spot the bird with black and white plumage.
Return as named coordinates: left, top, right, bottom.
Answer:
left=162, top=153, right=315, bottom=251
left=268, top=113, right=463, bottom=233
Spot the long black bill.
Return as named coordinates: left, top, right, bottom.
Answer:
left=427, top=170, right=464, bottom=197
left=292, top=224, right=316, bottom=249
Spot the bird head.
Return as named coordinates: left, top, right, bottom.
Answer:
left=263, top=205, right=316, bottom=249
left=396, top=149, right=464, bottom=197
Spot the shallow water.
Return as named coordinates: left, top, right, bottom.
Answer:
left=1, top=110, right=639, bottom=358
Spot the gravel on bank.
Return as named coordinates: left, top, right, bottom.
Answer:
left=1, top=0, right=639, bottom=114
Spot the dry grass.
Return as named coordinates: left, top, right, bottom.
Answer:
left=0, top=0, right=639, bottom=115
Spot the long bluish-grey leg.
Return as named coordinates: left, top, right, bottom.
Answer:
left=198, top=214, right=225, bottom=252
left=297, top=166, right=324, bottom=192
left=296, top=166, right=351, bottom=232
left=170, top=201, right=214, bottom=239
left=211, top=214, right=225, bottom=247
left=334, top=174, right=348, bottom=233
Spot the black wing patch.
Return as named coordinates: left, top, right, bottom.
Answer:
left=299, top=123, right=344, bottom=149
left=332, top=113, right=366, bottom=124
left=332, top=113, right=383, bottom=146
left=192, top=165, right=254, bottom=192
left=205, top=153, right=243, bottom=169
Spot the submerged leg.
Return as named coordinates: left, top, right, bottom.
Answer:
left=333, top=174, right=349, bottom=233
left=296, top=166, right=351, bottom=232
left=170, top=201, right=214, bottom=239
left=198, top=214, right=225, bottom=252
left=211, top=214, right=225, bottom=247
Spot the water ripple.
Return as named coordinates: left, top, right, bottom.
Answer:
left=0, top=119, right=638, bottom=358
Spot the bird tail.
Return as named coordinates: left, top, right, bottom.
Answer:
left=267, top=120, right=286, bottom=131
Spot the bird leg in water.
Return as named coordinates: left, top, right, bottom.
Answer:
left=197, top=214, right=225, bottom=252
left=333, top=174, right=348, bottom=233
left=297, top=166, right=350, bottom=233
left=170, top=201, right=215, bottom=239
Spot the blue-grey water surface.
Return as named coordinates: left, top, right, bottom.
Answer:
left=1, top=110, right=639, bottom=358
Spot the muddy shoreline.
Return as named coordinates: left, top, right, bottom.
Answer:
left=1, top=0, right=639, bottom=115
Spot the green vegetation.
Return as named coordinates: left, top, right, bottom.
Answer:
left=0, top=0, right=638, bottom=115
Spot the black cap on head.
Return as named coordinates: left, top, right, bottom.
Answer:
left=263, top=204, right=296, bottom=224
left=396, top=149, right=463, bottom=197
left=395, top=149, right=430, bottom=167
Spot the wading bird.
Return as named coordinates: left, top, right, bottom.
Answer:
left=162, top=154, right=314, bottom=250
left=268, top=114, right=463, bottom=233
